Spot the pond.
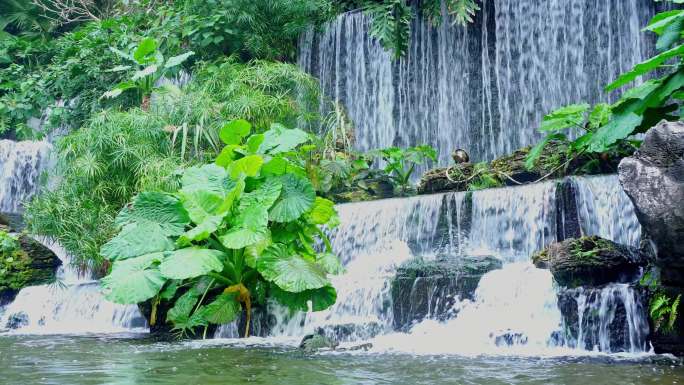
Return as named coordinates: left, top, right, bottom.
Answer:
left=1, top=334, right=682, bottom=385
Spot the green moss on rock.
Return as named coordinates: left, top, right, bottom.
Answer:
left=533, top=236, right=646, bottom=288
left=0, top=232, right=61, bottom=302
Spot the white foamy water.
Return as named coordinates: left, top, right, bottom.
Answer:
left=0, top=239, right=147, bottom=335
left=0, top=140, right=52, bottom=213
left=251, top=175, right=649, bottom=356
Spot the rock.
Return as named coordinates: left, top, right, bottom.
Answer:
left=0, top=234, right=61, bottom=302
left=618, top=120, right=684, bottom=285
left=338, top=342, right=373, bottom=352
left=5, top=312, right=29, bottom=329
left=391, top=255, right=502, bottom=331
left=0, top=213, right=24, bottom=232
left=299, top=333, right=339, bottom=352
left=493, top=331, right=528, bottom=347
left=418, top=163, right=474, bottom=194
left=533, top=236, right=645, bottom=288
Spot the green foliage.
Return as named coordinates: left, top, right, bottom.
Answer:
left=0, top=231, right=19, bottom=254
left=651, top=293, right=682, bottom=333
left=358, top=0, right=480, bottom=58
left=151, top=0, right=331, bottom=61
left=373, top=145, right=437, bottom=194
left=102, top=37, right=194, bottom=107
left=25, top=109, right=183, bottom=270
left=100, top=119, right=342, bottom=338
left=526, top=7, right=684, bottom=170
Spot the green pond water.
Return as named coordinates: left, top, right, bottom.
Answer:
left=0, top=334, right=683, bottom=385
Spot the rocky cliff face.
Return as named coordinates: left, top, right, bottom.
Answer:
left=619, top=120, right=684, bottom=283
left=619, top=120, right=684, bottom=355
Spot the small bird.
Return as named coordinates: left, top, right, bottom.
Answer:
left=452, top=149, right=470, bottom=164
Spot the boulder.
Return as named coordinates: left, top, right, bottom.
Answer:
left=391, top=255, right=502, bottom=331
left=4, top=311, right=29, bottom=330
left=532, top=236, right=645, bottom=287
left=299, top=333, right=338, bottom=352
left=0, top=234, right=61, bottom=302
left=618, top=120, right=684, bottom=285
left=418, top=163, right=475, bottom=194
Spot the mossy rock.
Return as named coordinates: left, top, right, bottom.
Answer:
left=533, top=236, right=646, bottom=287
left=0, top=234, right=61, bottom=303
left=418, top=163, right=474, bottom=194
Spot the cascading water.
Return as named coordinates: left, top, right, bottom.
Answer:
left=0, top=139, right=147, bottom=334
left=0, top=140, right=52, bottom=214
left=251, top=175, right=650, bottom=355
left=558, top=284, right=649, bottom=353
left=299, top=0, right=659, bottom=167
left=573, top=174, right=642, bottom=248
left=0, top=239, right=147, bottom=334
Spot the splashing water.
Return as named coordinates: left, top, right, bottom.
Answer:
left=0, top=140, right=52, bottom=214
left=0, top=240, right=147, bottom=334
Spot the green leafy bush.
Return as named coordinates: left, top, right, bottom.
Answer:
left=102, top=37, right=194, bottom=109
left=373, top=145, right=437, bottom=194
left=25, top=109, right=183, bottom=271
left=100, top=120, right=342, bottom=337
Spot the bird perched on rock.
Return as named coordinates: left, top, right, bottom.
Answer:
left=452, top=149, right=470, bottom=164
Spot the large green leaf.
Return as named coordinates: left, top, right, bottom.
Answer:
left=306, top=197, right=337, bottom=226
left=167, top=288, right=200, bottom=324
left=258, top=124, right=310, bottom=155
left=228, top=155, right=264, bottom=179
left=239, top=178, right=283, bottom=211
left=178, top=215, right=223, bottom=245
left=165, top=51, right=195, bottom=69
left=101, top=253, right=166, bottom=304
left=100, top=222, right=175, bottom=261
left=133, top=37, right=157, bottom=64
left=115, top=192, right=190, bottom=236
left=181, top=190, right=224, bottom=224
left=270, top=284, right=337, bottom=312
left=220, top=205, right=270, bottom=249
left=316, top=253, right=344, bottom=275
left=644, top=10, right=684, bottom=35
left=200, top=293, right=241, bottom=324
left=587, top=112, right=643, bottom=153
left=257, top=245, right=329, bottom=292
left=219, top=120, right=252, bottom=145
left=606, top=44, right=684, bottom=91
left=539, top=104, right=589, bottom=132
left=159, top=248, right=225, bottom=280
left=269, top=174, right=315, bottom=223
left=181, top=164, right=230, bottom=196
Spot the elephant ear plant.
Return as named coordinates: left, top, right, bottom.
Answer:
left=100, top=119, right=342, bottom=338
left=102, top=37, right=194, bottom=110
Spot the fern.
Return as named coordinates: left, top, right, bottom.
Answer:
left=446, top=0, right=480, bottom=26
left=366, top=0, right=412, bottom=59
left=669, top=294, right=681, bottom=331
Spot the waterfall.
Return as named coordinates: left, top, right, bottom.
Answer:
left=299, top=0, right=658, bottom=166
left=558, top=284, right=650, bottom=353
left=0, top=140, right=52, bottom=214
left=0, top=239, right=147, bottom=334
left=573, top=174, right=641, bottom=248
left=254, top=175, right=649, bottom=355
left=0, top=139, right=146, bottom=334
